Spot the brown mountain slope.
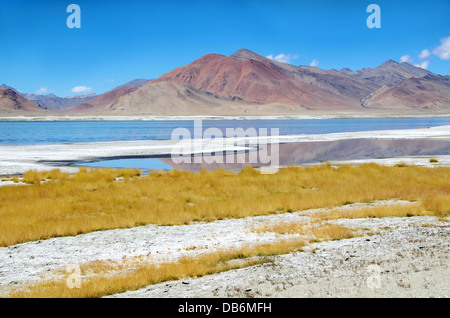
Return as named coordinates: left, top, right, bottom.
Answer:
left=0, top=88, right=49, bottom=115
left=362, top=74, right=450, bottom=109
left=151, top=52, right=361, bottom=109
left=354, top=60, right=431, bottom=86
left=230, top=49, right=379, bottom=100
left=107, top=81, right=308, bottom=115
left=102, top=50, right=449, bottom=114
left=67, top=79, right=150, bottom=114
left=6, top=49, right=446, bottom=116
left=229, top=48, right=269, bottom=60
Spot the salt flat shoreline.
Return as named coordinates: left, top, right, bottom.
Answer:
left=0, top=125, right=449, bottom=175
left=1, top=112, right=450, bottom=122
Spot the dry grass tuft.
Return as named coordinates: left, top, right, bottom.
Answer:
left=255, top=221, right=357, bottom=241
left=5, top=238, right=306, bottom=298
left=314, top=203, right=432, bottom=220
left=5, top=220, right=360, bottom=298
left=3, top=163, right=449, bottom=298
left=0, top=164, right=449, bottom=246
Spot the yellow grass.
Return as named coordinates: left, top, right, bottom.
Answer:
left=5, top=238, right=306, bottom=298
left=255, top=222, right=357, bottom=241
left=0, top=163, right=449, bottom=246
left=314, top=203, right=432, bottom=220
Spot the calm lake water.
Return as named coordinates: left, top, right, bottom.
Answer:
left=1, top=118, right=449, bottom=170
left=79, top=158, right=174, bottom=171
left=1, top=118, right=450, bottom=145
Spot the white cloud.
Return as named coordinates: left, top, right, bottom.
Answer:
left=309, top=59, right=319, bottom=67
left=36, top=87, right=48, bottom=94
left=71, top=86, right=92, bottom=93
left=107, top=79, right=115, bottom=83
left=432, top=36, right=450, bottom=60
left=266, top=53, right=298, bottom=64
left=418, top=49, right=430, bottom=59
left=414, top=60, right=430, bottom=69
left=400, top=55, right=413, bottom=63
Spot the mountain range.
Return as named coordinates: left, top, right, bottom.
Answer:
left=1, top=49, right=449, bottom=116
left=0, top=87, right=47, bottom=114
left=0, top=84, right=97, bottom=111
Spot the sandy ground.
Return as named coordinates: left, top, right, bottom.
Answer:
left=0, top=200, right=448, bottom=298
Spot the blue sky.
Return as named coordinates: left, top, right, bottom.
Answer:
left=1, top=0, right=449, bottom=97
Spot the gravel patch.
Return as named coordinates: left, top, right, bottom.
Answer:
left=0, top=200, right=447, bottom=297
left=110, top=220, right=449, bottom=298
